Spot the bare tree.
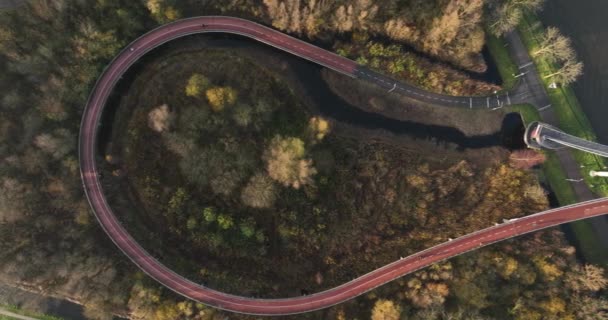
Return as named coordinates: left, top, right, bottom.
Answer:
left=533, top=27, right=572, bottom=59
left=488, top=0, right=544, bottom=36
left=543, top=59, right=583, bottom=85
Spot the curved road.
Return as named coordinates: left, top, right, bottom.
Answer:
left=79, top=16, right=608, bottom=315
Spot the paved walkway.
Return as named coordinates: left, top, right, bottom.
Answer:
left=505, top=30, right=608, bottom=247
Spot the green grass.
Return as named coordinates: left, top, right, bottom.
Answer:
left=540, top=152, right=577, bottom=205
left=0, top=304, right=64, bottom=320
left=507, top=104, right=541, bottom=125
left=486, top=34, right=519, bottom=91
left=518, top=12, right=608, bottom=197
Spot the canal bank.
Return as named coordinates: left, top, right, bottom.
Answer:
left=540, top=0, right=608, bottom=145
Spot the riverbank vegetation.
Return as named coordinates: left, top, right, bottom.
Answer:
left=1, top=1, right=607, bottom=320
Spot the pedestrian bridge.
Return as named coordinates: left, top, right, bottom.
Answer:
left=524, top=121, right=608, bottom=157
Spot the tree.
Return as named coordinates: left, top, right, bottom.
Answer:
left=509, top=149, right=546, bottom=169
left=146, top=0, right=181, bottom=24
left=148, top=104, right=174, bottom=132
left=533, top=27, right=572, bottom=60
left=308, top=116, right=330, bottom=141
left=565, top=264, right=608, bottom=292
left=205, top=86, right=237, bottom=112
left=488, top=0, right=545, bottom=36
left=527, top=27, right=584, bottom=85
left=167, top=188, right=188, bottom=216
left=371, top=299, right=401, bottom=320
left=264, top=135, right=316, bottom=189
left=203, top=207, right=216, bottom=223
left=185, top=73, right=210, bottom=97
left=241, top=173, right=277, bottom=208
left=543, top=59, right=583, bottom=85
left=33, top=128, right=74, bottom=160
left=239, top=218, right=256, bottom=238
left=571, top=295, right=608, bottom=320
left=216, top=214, right=234, bottom=230
left=210, top=168, right=241, bottom=196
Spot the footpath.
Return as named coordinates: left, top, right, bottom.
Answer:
left=504, top=30, right=608, bottom=247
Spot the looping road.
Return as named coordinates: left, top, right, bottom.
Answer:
left=79, top=16, right=608, bottom=315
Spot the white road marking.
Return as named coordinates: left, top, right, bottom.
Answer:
left=519, top=62, right=533, bottom=69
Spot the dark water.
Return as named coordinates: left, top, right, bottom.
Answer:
left=287, top=56, right=504, bottom=150
left=500, top=113, right=526, bottom=149
left=540, top=1, right=608, bottom=144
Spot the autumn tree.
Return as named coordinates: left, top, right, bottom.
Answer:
left=308, top=116, right=330, bottom=141
left=425, top=0, right=484, bottom=56
left=371, top=299, right=401, bottom=320
left=509, top=149, right=546, bottom=169
left=147, top=104, right=174, bottom=133
left=565, top=264, right=608, bottom=292
left=241, top=173, right=277, bottom=208
left=264, top=135, right=316, bottom=189
left=263, top=0, right=332, bottom=37
left=332, top=0, right=378, bottom=33
left=185, top=73, right=210, bottom=97
left=146, top=0, right=181, bottom=24
left=205, top=86, right=237, bottom=112
left=571, top=295, right=608, bottom=320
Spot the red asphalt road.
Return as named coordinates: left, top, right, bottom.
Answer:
left=79, top=16, right=608, bottom=315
